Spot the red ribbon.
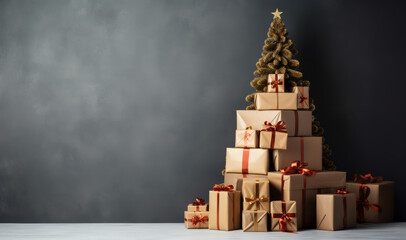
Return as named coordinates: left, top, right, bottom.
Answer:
left=356, top=184, right=382, bottom=223
left=269, top=74, right=283, bottom=93
left=185, top=214, right=209, bottom=228
left=280, top=161, right=316, bottom=228
left=294, top=111, right=298, bottom=136
left=262, top=121, right=287, bottom=149
left=335, top=188, right=349, bottom=228
left=242, top=148, right=250, bottom=177
left=192, top=198, right=205, bottom=211
left=213, top=184, right=234, bottom=191
left=271, top=200, right=297, bottom=232
left=353, top=173, right=383, bottom=184
left=213, top=184, right=235, bottom=230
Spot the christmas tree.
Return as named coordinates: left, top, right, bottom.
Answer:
left=245, top=9, right=335, bottom=170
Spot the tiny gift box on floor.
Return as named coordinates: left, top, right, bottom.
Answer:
left=184, top=198, right=209, bottom=229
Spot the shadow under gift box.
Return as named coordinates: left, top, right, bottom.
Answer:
left=268, top=171, right=347, bottom=229
left=346, top=181, right=394, bottom=223
left=236, top=110, right=312, bottom=137
left=316, top=193, right=357, bottom=231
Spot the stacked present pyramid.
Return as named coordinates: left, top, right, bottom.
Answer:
left=184, top=9, right=395, bottom=232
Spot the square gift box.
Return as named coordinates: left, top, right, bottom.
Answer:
left=235, top=128, right=258, bottom=148
left=184, top=211, right=209, bottom=229
left=255, top=93, right=297, bottom=110
left=242, top=210, right=268, bottom=232
left=270, top=200, right=297, bottom=232
left=209, top=185, right=241, bottom=230
left=259, top=126, right=288, bottom=150
left=293, top=86, right=309, bottom=109
left=267, top=74, right=285, bottom=93
left=225, top=148, right=269, bottom=175
left=242, top=178, right=270, bottom=212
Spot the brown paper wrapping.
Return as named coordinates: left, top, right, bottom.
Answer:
left=316, top=194, right=356, bottom=230
left=270, top=201, right=297, bottom=231
left=184, top=211, right=209, bottom=229
left=225, top=148, right=269, bottom=175
left=255, top=93, right=298, bottom=110
left=268, top=171, right=346, bottom=229
left=293, top=86, right=309, bottom=109
left=259, top=131, right=288, bottom=150
left=187, top=204, right=208, bottom=212
left=235, top=129, right=258, bottom=148
left=267, top=74, right=285, bottom=93
left=242, top=210, right=268, bottom=232
left=209, top=190, right=241, bottom=231
left=273, top=137, right=322, bottom=171
left=346, top=181, right=394, bottom=223
left=242, top=179, right=270, bottom=212
left=236, top=110, right=312, bottom=136
left=224, top=173, right=268, bottom=191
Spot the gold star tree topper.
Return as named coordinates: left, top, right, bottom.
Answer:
left=272, top=9, right=283, bottom=19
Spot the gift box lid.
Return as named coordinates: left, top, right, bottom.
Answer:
left=268, top=171, right=347, bottom=191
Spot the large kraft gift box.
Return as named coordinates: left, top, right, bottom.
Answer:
left=224, top=172, right=268, bottom=191
left=316, top=193, right=357, bottom=231
left=242, top=210, right=268, bottom=232
left=267, top=73, right=285, bottom=93
left=293, top=86, right=309, bottom=109
left=184, top=211, right=209, bottom=229
left=255, top=93, right=297, bottom=110
left=273, top=137, right=322, bottom=171
left=187, top=198, right=208, bottom=212
left=209, top=185, right=241, bottom=231
left=270, top=200, right=297, bottom=232
left=242, top=179, right=270, bottom=212
left=235, top=128, right=258, bottom=148
left=225, top=148, right=269, bottom=175
left=236, top=110, right=312, bottom=137
left=346, top=180, right=394, bottom=223
left=268, top=171, right=346, bottom=229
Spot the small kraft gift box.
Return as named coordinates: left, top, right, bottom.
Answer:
left=209, top=184, right=241, bottom=231
left=255, top=93, right=298, bottom=110
left=259, top=121, right=288, bottom=150
left=293, top=86, right=309, bottom=109
left=346, top=173, right=394, bottom=223
left=225, top=148, right=269, bottom=175
left=242, top=178, right=270, bottom=212
left=316, top=189, right=357, bottom=231
left=184, top=211, right=209, bottom=229
left=273, top=137, right=322, bottom=171
left=187, top=198, right=208, bottom=212
left=270, top=200, right=297, bottom=232
left=268, top=162, right=347, bottom=229
left=224, top=172, right=268, bottom=191
left=242, top=210, right=268, bottom=232
left=236, top=110, right=312, bottom=137
left=235, top=127, right=258, bottom=148
left=267, top=74, right=285, bottom=93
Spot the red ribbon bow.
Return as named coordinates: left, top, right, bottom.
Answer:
left=192, top=198, right=205, bottom=206
left=353, top=173, right=383, bottom=184
left=336, top=188, right=349, bottom=195
left=185, top=214, right=209, bottom=226
left=262, top=121, right=287, bottom=133
left=213, top=184, right=234, bottom=192
left=270, top=79, right=283, bottom=89
left=280, top=161, right=316, bottom=177
left=356, top=184, right=382, bottom=223
left=299, top=96, right=308, bottom=103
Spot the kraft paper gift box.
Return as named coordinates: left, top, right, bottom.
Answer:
left=242, top=210, right=268, bottom=232
left=316, top=193, right=356, bottom=231
left=224, top=173, right=268, bottom=191
left=267, top=74, right=285, bottom=93
left=184, top=211, right=209, bottom=229
left=225, top=148, right=269, bottom=175
left=255, top=93, right=298, bottom=110
left=236, top=110, right=312, bottom=136
left=259, top=121, right=288, bottom=150
left=270, top=200, right=297, bottom=232
left=293, top=86, right=309, bottom=109
left=209, top=185, right=241, bottom=231
left=268, top=171, right=346, bottom=229
left=273, top=137, right=322, bottom=171
left=187, top=198, right=208, bottom=212
left=242, top=179, right=270, bottom=212
left=235, top=128, right=258, bottom=148
left=346, top=180, right=394, bottom=223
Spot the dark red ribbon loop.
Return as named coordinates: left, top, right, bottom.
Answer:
left=353, top=173, right=383, bottom=184
left=356, top=184, right=382, bottom=223
left=213, top=184, right=234, bottom=192
left=299, top=96, right=308, bottom=103
left=192, top=198, right=205, bottom=206
left=185, top=214, right=209, bottom=226
left=262, top=121, right=287, bottom=133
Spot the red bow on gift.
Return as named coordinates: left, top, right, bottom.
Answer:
left=278, top=212, right=295, bottom=232
left=270, top=79, right=283, bottom=89
left=336, top=188, right=349, bottom=195
left=357, top=184, right=381, bottom=223
left=299, top=96, right=308, bottom=103
left=213, top=184, right=234, bottom=192
left=280, top=161, right=316, bottom=177
left=262, top=121, right=287, bottom=132
left=185, top=214, right=209, bottom=226
left=192, top=198, right=205, bottom=206
left=353, top=173, right=383, bottom=184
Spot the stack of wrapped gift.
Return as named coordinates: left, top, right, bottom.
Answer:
left=184, top=198, right=209, bottom=229
left=241, top=179, right=269, bottom=232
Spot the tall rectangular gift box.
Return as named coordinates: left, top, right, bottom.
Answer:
left=255, top=93, right=297, bottom=110
left=224, top=173, right=268, bottom=191
left=273, top=137, right=322, bottom=171
left=235, top=127, right=258, bottom=148
left=242, top=179, right=270, bottom=212
left=267, top=74, right=285, bottom=93
left=316, top=191, right=357, bottom=231
left=184, top=211, right=209, bottom=229
left=268, top=171, right=346, bottom=229
left=346, top=174, right=394, bottom=223
left=270, top=200, right=297, bottom=232
left=293, top=86, right=309, bottom=109
left=242, top=210, right=268, bottom=232
left=236, top=110, right=312, bottom=137
left=225, top=148, right=269, bottom=175
left=209, top=184, right=241, bottom=231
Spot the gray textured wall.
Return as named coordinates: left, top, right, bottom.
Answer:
left=0, top=0, right=405, bottom=222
